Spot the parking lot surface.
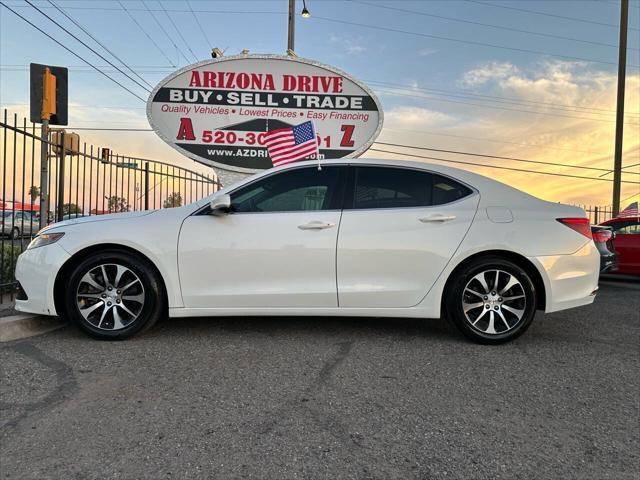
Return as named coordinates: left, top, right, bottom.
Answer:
left=1, top=281, right=638, bottom=480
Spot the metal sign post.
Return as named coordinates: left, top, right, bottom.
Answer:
left=30, top=63, right=68, bottom=229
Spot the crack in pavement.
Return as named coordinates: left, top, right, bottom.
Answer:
left=0, top=342, right=78, bottom=430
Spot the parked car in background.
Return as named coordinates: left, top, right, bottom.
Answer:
left=600, top=212, right=640, bottom=276
left=15, top=159, right=600, bottom=344
left=591, top=225, right=617, bottom=273
left=1, top=210, right=37, bottom=239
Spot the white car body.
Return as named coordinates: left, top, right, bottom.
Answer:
left=15, top=158, right=599, bottom=322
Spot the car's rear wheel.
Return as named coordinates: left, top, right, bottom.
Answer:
left=10, top=227, right=20, bottom=239
left=63, top=250, right=164, bottom=340
left=445, top=257, right=537, bottom=344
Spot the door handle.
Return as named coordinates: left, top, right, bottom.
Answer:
left=419, top=214, right=456, bottom=223
left=298, top=221, right=336, bottom=230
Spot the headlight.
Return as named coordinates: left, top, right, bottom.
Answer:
left=27, top=232, right=65, bottom=250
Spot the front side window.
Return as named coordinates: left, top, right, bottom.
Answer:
left=230, top=166, right=343, bottom=213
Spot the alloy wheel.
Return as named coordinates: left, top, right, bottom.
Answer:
left=461, top=269, right=526, bottom=335
left=75, top=263, right=145, bottom=331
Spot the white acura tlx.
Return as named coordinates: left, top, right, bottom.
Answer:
left=15, top=159, right=599, bottom=343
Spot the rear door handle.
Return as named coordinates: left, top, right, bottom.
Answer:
left=419, top=214, right=456, bottom=223
left=298, top=221, right=336, bottom=230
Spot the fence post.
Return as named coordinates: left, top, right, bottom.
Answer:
left=56, top=132, right=65, bottom=222
left=38, top=120, right=49, bottom=229
left=594, top=206, right=599, bottom=225
left=144, top=161, right=149, bottom=211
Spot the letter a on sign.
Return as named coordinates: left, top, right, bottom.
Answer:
left=176, top=117, right=196, bottom=141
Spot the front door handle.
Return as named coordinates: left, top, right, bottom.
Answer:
left=298, top=221, right=336, bottom=230
left=419, top=214, right=456, bottom=223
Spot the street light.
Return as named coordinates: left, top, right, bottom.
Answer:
left=301, top=0, right=311, bottom=18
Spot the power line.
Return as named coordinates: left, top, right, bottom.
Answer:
left=368, top=80, right=640, bottom=118
left=25, top=0, right=151, bottom=94
left=154, top=0, right=199, bottom=62
left=466, top=0, right=640, bottom=32
left=0, top=2, right=147, bottom=102
left=373, top=141, right=638, bottom=174
left=47, top=0, right=154, bottom=89
left=310, top=15, right=640, bottom=69
left=351, top=0, right=640, bottom=52
left=368, top=147, right=640, bottom=185
left=599, top=161, right=640, bottom=176
left=2, top=4, right=285, bottom=14
left=373, top=87, right=640, bottom=125
left=186, top=0, right=212, bottom=48
left=380, top=127, right=613, bottom=157
left=117, top=0, right=176, bottom=67
left=140, top=0, right=189, bottom=64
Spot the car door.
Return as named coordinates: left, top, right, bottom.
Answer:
left=337, top=165, right=479, bottom=308
left=178, top=165, right=346, bottom=308
left=609, top=220, right=640, bottom=274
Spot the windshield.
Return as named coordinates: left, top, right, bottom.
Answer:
left=1, top=211, right=12, bottom=218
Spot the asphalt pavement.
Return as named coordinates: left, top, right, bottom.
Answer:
left=1, top=282, right=638, bottom=480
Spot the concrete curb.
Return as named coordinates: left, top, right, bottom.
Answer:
left=0, top=314, right=67, bottom=342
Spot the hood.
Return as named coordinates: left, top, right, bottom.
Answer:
left=42, top=210, right=157, bottom=232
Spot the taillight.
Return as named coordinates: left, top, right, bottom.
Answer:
left=557, top=218, right=592, bottom=239
left=592, top=229, right=612, bottom=243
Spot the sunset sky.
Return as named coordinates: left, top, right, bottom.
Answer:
left=1, top=0, right=639, bottom=207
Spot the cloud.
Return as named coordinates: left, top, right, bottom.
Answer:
left=461, top=61, right=519, bottom=86
left=417, top=48, right=437, bottom=56
left=374, top=61, right=639, bottom=207
left=384, top=106, right=454, bottom=128
left=329, top=33, right=367, bottom=55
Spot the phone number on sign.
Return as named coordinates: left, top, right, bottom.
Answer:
left=201, top=126, right=356, bottom=149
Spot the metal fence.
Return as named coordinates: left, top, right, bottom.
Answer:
left=1, top=109, right=219, bottom=300
left=579, top=205, right=615, bottom=224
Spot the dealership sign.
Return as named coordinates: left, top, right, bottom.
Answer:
left=147, top=54, right=383, bottom=173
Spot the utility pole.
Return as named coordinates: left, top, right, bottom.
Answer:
left=287, top=0, right=295, bottom=53
left=612, top=0, right=628, bottom=217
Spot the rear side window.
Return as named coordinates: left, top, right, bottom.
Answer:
left=432, top=174, right=472, bottom=205
left=348, top=167, right=472, bottom=209
left=351, top=167, right=432, bottom=209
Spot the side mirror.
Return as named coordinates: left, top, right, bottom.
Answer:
left=209, top=194, right=231, bottom=216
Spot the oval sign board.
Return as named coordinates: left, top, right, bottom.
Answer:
left=147, top=54, right=383, bottom=173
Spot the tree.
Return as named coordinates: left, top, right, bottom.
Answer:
left=163, top=192, right=183, bottom=209
left=106, top=196, right=129, bottom=213
left=28, top=185, right=40, bottom=204
left=63, top=203, right=82, bottom=216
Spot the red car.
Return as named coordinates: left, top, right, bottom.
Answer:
left=600, top=214, right=640, bottom=276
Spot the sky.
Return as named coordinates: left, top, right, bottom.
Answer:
left=1, top=0, right=639, bottom=208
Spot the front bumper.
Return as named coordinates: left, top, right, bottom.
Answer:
left=14, top=243, right=70, bottom=316
left=531, top=241, right=600, bottom=313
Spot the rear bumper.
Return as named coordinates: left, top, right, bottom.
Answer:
left=599, top=254, right=618, bottom=273
left=531, top=241, right=600, bottom=313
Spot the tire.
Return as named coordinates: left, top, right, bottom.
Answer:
left=444, top=256, right=537, bottom=344
left=10, top=227, right=20, bottom=239
left=63, top=249, right=165, bottom=340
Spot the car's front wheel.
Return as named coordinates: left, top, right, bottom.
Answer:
left=63, top=250, right=164, bottom=340
left=445, top=257, right=537, bottom=344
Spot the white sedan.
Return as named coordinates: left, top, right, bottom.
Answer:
left=15, top=159, right=599, bottom=343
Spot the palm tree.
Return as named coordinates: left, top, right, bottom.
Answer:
left=28, top=185, right=40, bottom=204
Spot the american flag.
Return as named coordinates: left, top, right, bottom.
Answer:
left=264, top=121, right=319, bottom=167
left=619, top=201, right=638, bottom=218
